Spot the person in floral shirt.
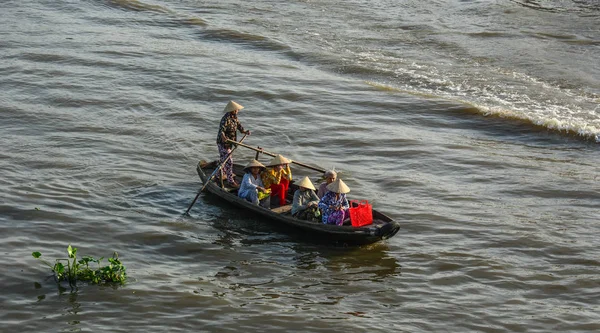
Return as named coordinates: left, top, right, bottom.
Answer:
left=216, top=100, right=250, bottom=187
left=318, top=178, right=350, bottom=225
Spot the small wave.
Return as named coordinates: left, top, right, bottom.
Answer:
left=466, top=31, right=516, bottom=38
left=197, top=28, right=293, bottom=54
left=510, top=0, right=600, bottom=14
left=366, top=81, right=600, bottom=143
left=564, top=39, right=600, bottom=46
left=534, top=32, right=578, bottom=40
left=530, top=32, right=600, bottom=46
left=101, top=0, right=292, bottom=58
left=366, top=81, right=443, bottom=99
left=182, top=17, right=207, bottom=27
left=101, top=0, right=208, bottom=31
left=462, top=103, right=600, bottom=143
left=16, top=52, right=70, bottom=63
left=509, top=0, right=560, bottom=12
left=104, top=0, right=171, bottom=14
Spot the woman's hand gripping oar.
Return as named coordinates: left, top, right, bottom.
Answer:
left=184, top=134, right=249, bottom=216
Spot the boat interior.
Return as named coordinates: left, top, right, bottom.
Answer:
left=199, top=160, right=384, bottom=227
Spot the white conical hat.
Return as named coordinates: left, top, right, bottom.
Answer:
left=267, top=154, right=292, bottom=166
left=297, top=176, right=316, bottom=190
left=326, top=178, right=350, bottom=194
left=243, top=159, right=265, bottom=171
left=224, top=100, right=244, bottom=113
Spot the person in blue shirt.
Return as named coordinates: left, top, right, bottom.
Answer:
left=238, top=159, right=270, bottom=208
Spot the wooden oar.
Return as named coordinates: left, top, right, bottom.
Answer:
left=227, top=139, right=326, bottom=173
left=184, top=134, right=248, bottom=215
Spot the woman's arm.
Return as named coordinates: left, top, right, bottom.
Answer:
left=240, top=173, right=258, bottom=191
left=341, top=194, right=350, bottom=210
left=236, top=120, right=250, bottom=135
left=292, top=191, right=306, bottom=214
left=282, top=164, right=292, bottom=180
left=261, top=169, right=281, bottom=187
left=308, top=190, right=320, bottom=206
left=318, top=194, right=330, bottom=211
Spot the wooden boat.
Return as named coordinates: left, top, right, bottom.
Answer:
left=196, top=160, right=400, bottom=245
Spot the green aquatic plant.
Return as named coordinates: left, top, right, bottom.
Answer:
left=32, top=245, right=127, bottom=288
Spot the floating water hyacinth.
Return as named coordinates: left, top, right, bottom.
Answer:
left=32, top=245, right=127, bottom=289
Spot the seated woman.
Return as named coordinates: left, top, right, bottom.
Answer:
left=291, top=176, right=321, bottom=222
left=317, top=169, right=337, bottom=198
left=261, top=154, right=292, bottom=207
left=318, top=178, right=350, bottom=225
left=238, top=159, right=270, bottom=208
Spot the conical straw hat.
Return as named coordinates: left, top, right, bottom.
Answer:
left=243, top=159, right=265, bottom=171
left=297, top=176, right=316, bottom=190
left=224, top=100, right=244, bottom=113
left=326, top=178, right=350, bottom=194
left=267, top=154, right=292, bottom=166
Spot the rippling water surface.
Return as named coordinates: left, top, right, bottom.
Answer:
left=1, top=1, right=599, bottom=332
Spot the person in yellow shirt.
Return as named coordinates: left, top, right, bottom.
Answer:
left=261, top=154, right=292, bottom=207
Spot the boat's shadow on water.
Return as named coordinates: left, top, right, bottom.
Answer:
left=292, top=243, right=402, bottom=281
left=192, top=194, right=402, bottom=280
left=195, top=192, right=392, bottom=247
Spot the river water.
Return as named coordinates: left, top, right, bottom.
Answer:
left=1, top=0, right=599, bottom=332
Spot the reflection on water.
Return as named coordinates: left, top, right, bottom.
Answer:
left=205, top=223, right=401, bottom=285
left=27, top=278, right=83, bottom=331
left=191, top=185, right=403, bottom=303
left=66, top=292, right=81, bottom=328
left=200, top=192, right=401, bottom=281
left=185, top=199, right=402, bottom=320
left=187, top=235, right=402, bottom=329
left=293, top=244, right=401, bottom=281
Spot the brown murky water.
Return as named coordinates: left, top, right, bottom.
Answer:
left=1, top=1, right=599, bottom=332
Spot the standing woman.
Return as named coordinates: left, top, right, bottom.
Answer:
left=216, top=100, right=250, bottom=187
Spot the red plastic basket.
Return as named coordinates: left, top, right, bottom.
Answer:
left=349, top=200, right=373, bottom=227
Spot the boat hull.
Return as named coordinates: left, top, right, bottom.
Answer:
left=196, top=160, right=400, bottom=246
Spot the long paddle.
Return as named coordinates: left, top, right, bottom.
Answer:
left=184, top=134, right=248, bottom=215
left=227, top=139, right=326, bottom=173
